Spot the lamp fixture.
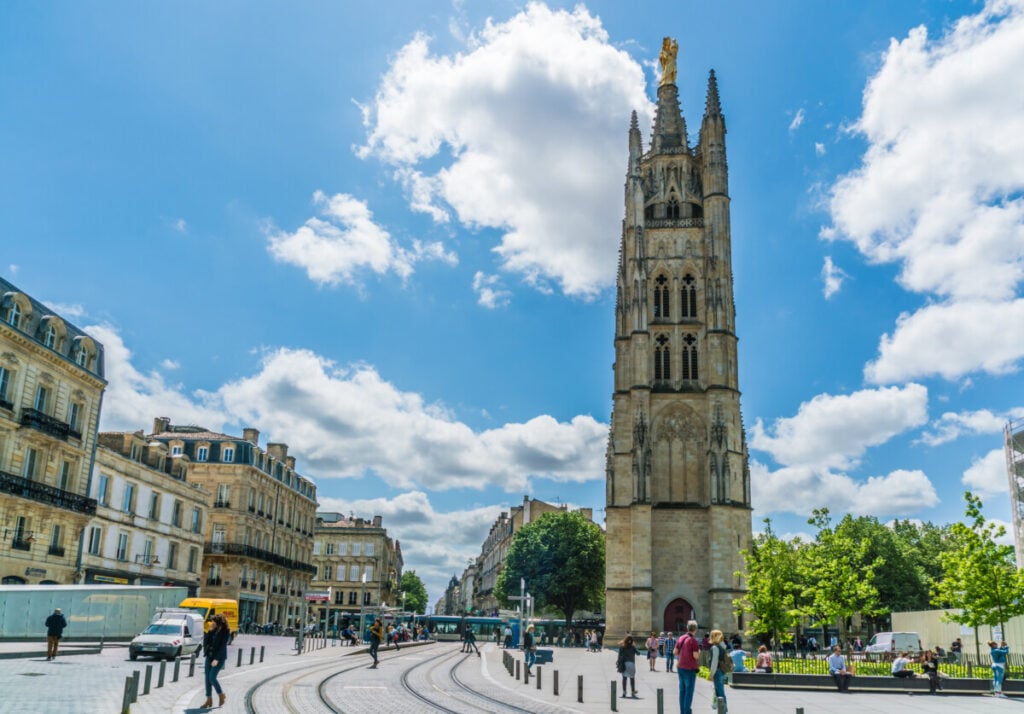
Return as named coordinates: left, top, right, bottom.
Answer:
left=25, top=532, right=36, bottom=543
left=151, top=556, right=160, bottom=565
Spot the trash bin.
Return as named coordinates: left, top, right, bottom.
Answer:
left=535, top=648, right=554, bottom=664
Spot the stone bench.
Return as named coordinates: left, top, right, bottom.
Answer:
left=731, top=671, right=1019, bottom=695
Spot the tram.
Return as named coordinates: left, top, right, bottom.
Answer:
left=417, top=615, right=506, bottom=642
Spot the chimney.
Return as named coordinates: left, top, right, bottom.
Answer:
left=242, top=428, right=260, bottom=445
left=153, top=417, right=170, bottom=434
left=267, top=443, right=288, bottom=460
left=372, top=515, right=382, bottom=528
left=285, top=456, right=296, bottom=470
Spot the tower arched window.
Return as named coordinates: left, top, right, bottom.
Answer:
left=654, top=334, right=671, bottom=381
left=667, top=197, right=680, bottom=219
left=681, top=334, right=698, bottom=380
left=653, top=275, right=670, bottom=319
left=681, top=274, right=697, bottom=319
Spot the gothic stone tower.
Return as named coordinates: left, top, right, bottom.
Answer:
left=605, top=62, right=752, bottom=639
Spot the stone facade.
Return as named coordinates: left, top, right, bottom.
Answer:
left=147, top=420, right=318, bottom=629
left=605, top=64, right=752, bottom=639
left=81, top=433, right=209, bottom=592
left=0, top=278, right=105, bottom=585
left=310, top=512, right=403, bottom=630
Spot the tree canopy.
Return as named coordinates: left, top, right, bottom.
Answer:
left=400, top=570, right=429, bottom=614
left=735, top=518, right=802, bottom=641
left=494, top=510, right=605, bottom=626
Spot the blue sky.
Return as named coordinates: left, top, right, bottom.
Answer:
left=3, top=1, right=1024, bottom=603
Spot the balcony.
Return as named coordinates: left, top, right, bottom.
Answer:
left=202, top=541, right=317, bottom=575
left=48, top=545, right=65, bottom=557
left=214, top=500, right=231, bottom=509
left=0, top=469, right=97, bottom=515
left=20, top=408, right=80, bottom=441
left=0, top=397, right=13, bottom=411
left=11, top=537, right=31, bottom=551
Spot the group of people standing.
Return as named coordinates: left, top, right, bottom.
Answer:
left=614, top=620, right=707, bottom=712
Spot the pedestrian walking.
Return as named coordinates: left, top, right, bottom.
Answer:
left=44, top=608, right=67, bottom=661
left=464, top=626, right=480, bottom=656
left=368, top=618, right=383, bottom=668
left=616, top=634, right=639, bottom=697
left=674, top=620, right=700, bottom=714
left=524, top=624, right=537, bottom=673
left=502, top=624, right=512, bottom=649
left=708, top=629, right=730, bottom=712
left=645, top=631, right=659, bottom=671
left=664, top=631, right=676, bottom=672
left=201, top=614, right=230, bottom=709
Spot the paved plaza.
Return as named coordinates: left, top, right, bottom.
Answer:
left=0, top=637, right=1020, bottom=713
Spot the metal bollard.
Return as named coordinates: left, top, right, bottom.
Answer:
left=237, top=648, right=243, bottom=667
left=158, top=660, right=166, bottom=688
left=121, top=676, right=133, bottom=714
left=657, top=688, right=664, bottom=714
left=524, top=664, right=530, bottom=685
left=796, top=709, right=804, bottom=714
left=250, top=647, right=255, bottom=665
left=172, top=657, right=180, bottom=682
left=516, top=659, right=521, bottom=680
left=537, top=666, right=542, bottom=690
left=189, top=653, right=196, bottom=677
left=578, top=674, right=584, bottom=703
left=144, top=665, right=153, bottom=695
left=554, top=670, right=559, bottom=696
left=131, top=670, right=140, bottom=703
left=260, top=645, right=265, bottom=663
left=611, top=680, right=618, bottom=712
left=717, top=696, right=726, bottom=714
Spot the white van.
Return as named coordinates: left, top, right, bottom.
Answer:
left=128, top=613, right=204, bottom=661
left=865, top=631, right=922, bottom=658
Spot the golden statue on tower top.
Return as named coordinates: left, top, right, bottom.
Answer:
left=659, top=36, right=678, bottom=86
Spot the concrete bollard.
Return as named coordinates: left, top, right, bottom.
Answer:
left=516, top=660, right=521, bottom=680
left=131, top=670, right=140, bottom=703
left=537, top=666, right=542, bottom=690
left=121, top=676, right=133, bottom=714
left=717, top=696, right=726, bottom=714
left=158, top=660, right=166, bottom=688
left=237, top=648, right=243, bottom=667
left=554, top=670, right=559, bottom=696
left=796, top=709, right=804, bottom=714
left=250, top=647, right=255, bottom=665
left=611, top=680, right=618, bottom=712
left=260, top=645, right=265, bottom=663
left=189, top=653, right=196, bottom=677
left=578, top=674, right=584, bottom=703
left=172, top=657, right=180, bottom=682
left=657, top=688, right=664, bottom=714
left=143, top=664, right=153, bottom=695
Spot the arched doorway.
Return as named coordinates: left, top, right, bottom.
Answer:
left=1, top=575, right=26, bottom=584
left=663, top=598, right=694, bottom=633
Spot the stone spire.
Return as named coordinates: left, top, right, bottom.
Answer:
left=628, top=110, right=642, bottom=174
left=651, top=83, right=688, bottom=154
left=704, top=69, right=721, bottom=117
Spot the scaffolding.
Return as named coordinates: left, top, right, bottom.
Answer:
left=1005, top=417, right=1024, bottom=569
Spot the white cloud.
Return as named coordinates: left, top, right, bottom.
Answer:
left=44, top=302, right=85, bottom=320
left=86, top=324, right=228, bottom=433
left=752, top=461, right=938, bottom=517
left=824, top=2, right=1024, bottom=382
left=160, top=358, right=181, bottom=371
left=814, top=142, right=826, bottom=157
left=316, top=491, right=503, bottom=604
left=919, top=407, right=1024, bottom=446
left=750, top=384, right=929, bottom=470
left=821, top=256, right=847, bottom=299
left=266, top=191, right=454, bottom=287
left=174, top=218, right=188, bottom=233
left=358, top=3, right=653, bottom=297
left=8, top=264, right=18, bottom=274
left=962, top=448, right=1009, bottom=495
left=472, top=271, right=511, bottom=308
left=788, top=108, right=805, bottom=132
left=865, top=299, right=1024, bottom=384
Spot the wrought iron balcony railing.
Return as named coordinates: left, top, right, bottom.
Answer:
left=203, top=541, right=317, bottom=575
left=20, top=408, right=80, bottom=441
left=0, top=469, right=97, bottom=515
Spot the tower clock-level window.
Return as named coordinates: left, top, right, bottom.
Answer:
left=681, top=274, right=697, bottom=318
left=681, top=333, right=699, bottom=380
left=654, top=334, right=671, bottom=381
left=653, top=275, right=670, bottom=319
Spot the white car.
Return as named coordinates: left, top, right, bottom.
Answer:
left=128, top=616, right=204, bottom=661
left=864, top=631, right=922, bottom=658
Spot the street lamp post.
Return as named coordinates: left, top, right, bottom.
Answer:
left=359, top=572, right=367, bottom=641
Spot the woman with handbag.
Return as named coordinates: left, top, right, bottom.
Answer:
left=617, top=635, right=639, bottom=697
left=202, top=614, right=230, bottom=709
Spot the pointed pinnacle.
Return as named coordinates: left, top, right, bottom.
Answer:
left=705, top=69, right=721, bottom=116
left=630, top=110, right=639, bottom=131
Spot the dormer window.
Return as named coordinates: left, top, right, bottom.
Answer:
left=171, top=445, right=183, bottom=457
left=223, top=446, right=234, bottom=463
left=7, top=302, right=21, bottom=328
left=43, top=324, right=57, bottom=348
left=196, top=446, right=209, bottom=462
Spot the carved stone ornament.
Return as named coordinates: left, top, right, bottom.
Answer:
left=39, top=372, right=55, bottom=385
left=656, top=405, right=706, bottom=443
left=1, top=351, right=18, bottom=365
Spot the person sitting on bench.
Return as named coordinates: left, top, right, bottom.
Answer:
left=891, top=652, right=916, bottom=678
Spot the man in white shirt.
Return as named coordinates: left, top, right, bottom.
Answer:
left=891, top=652, right=916, bottom=678
left=827, top=645, right=853, bottom=691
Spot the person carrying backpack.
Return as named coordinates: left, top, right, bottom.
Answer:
left=708, top=629, right=731, bottom=713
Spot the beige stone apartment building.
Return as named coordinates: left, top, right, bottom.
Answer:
left=310, top=513, right=403, bottom=631
left=0, top=278, right=105, bottom=585
left=80, top=432, right=209, bottom=593
left=148, top=419, right=318, bottom=628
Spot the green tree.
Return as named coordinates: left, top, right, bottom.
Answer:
left=735, top=518, right=803, bottom=644
left=494, top=511, right=605, bottom=627
left=932, top=492, right=1024, bottom=654
left=799, top=509, right=883, bottom=645
left=890, top=519, right=953, bottom=608
left=400, top=570, right=429, bottom=614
